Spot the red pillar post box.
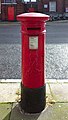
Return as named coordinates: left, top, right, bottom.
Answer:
left=17, top=13, right=49, bottom=113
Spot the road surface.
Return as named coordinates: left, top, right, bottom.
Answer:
left=0, top=21, right=68, bottom=79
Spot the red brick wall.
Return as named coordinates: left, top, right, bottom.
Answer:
left=16, top=0, right=25, bottom=14
left=57, top=0, right=64, bottom=13
left=65, top=0, right=68, bottom=6
left=16, top=3, right=25, bottom=15
left=42, top=0, right=65, bottom=13
left=38, top=2, right=43, bottom=12
left=1, top=4, right=17, bottom=21
left=1, top=0, right=4, bottom=3
left=65, top=0, right=68, bottom=12
left=42, top=0, right=49, bottom=13
left=0, top=14, right=1, bottom=20
left=1, top=4, right=8, bottom=20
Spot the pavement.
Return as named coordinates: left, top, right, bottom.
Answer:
left=0, top=79, right=68, bottom=120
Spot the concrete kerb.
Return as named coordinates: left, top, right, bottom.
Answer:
left=0, top=79, right=68, bottom=83
left=0, top=21, right=20, bottom=25
left=0, top=20, right=68, bottom=26
left=0, top=79, right=21, bottom=83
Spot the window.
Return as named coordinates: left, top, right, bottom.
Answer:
left=49, top=1, right=56, bottom=12
left=44, top=4, right=48, bottom=9
left=24, top=0, right=36, bottom=2
left=4, top=0, right=16, bottom=3
left=31, top=0, right=36, bottom=2
left=66, top=7, right=68, bottom=12
left=24, top=0, right=30, bottom=2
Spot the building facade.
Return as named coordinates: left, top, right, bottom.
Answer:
left=42, top=0, right=68, bottom=20
left=0, top=0, right=68, bottom=21
left=42, top=0, right=68, bottom=13
left=0, top=0, right=25, bottom=21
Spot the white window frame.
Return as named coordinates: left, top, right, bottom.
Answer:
left=31, top=0, right=36, bottom=2
left=44, top=4, right=48, bottom=9
left=66, top=7, right=68, bottom=12
left=24, top=0, right=36, bottom=2
left=24, top=0, right=30, bottom=2
left=49, top=1, right=56, bottom=12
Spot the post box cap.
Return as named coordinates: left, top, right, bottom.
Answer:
left=17, top=12, right=49, bottom=22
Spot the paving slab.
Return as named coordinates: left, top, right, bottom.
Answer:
left=49, top=82, right=68, bottom=102
left=0, top=82, right=50, bottom=102
left=10, top=103, right=68, bottom=120
left=37, top=103, right=68, bottom=120
left=0, top=103, right=12, bottom=120
left=10, top=103, right=48, bottom=120
left=0, top=83, right=20, bottom=102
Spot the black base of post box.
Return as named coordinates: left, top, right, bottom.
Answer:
left=20, top=82, right=46, bottom=113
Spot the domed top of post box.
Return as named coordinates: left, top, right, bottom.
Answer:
left=17, top=12, right=49, bottom=22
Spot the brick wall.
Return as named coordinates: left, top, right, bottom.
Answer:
left=1, top=4, right=17, bottom=21
left=65, top=0, right=68, bottom=12
left=42, top=0, right=65, bottom=13
left=16, top=3, right=25, bottom=15
left=65, top=0, right=68, bottom=6
left=57, top=0, right=64, bottom=13
left=38, top=2, right=43, bottom=12
left=1, top=4, right=7, bottom=20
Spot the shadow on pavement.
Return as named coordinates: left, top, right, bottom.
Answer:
left=3, top=104, right=41, bottom=120
left=11, top=104, right=41, bottom=120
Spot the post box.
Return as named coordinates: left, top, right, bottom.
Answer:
left=17, top=13, right=49, bottom=113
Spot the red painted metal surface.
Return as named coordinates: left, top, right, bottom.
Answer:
left=8, top=7, right=14, bottom=21
left=28, top=8, right=35, bottom=12
left=17, top=13, right=49, bottom=88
